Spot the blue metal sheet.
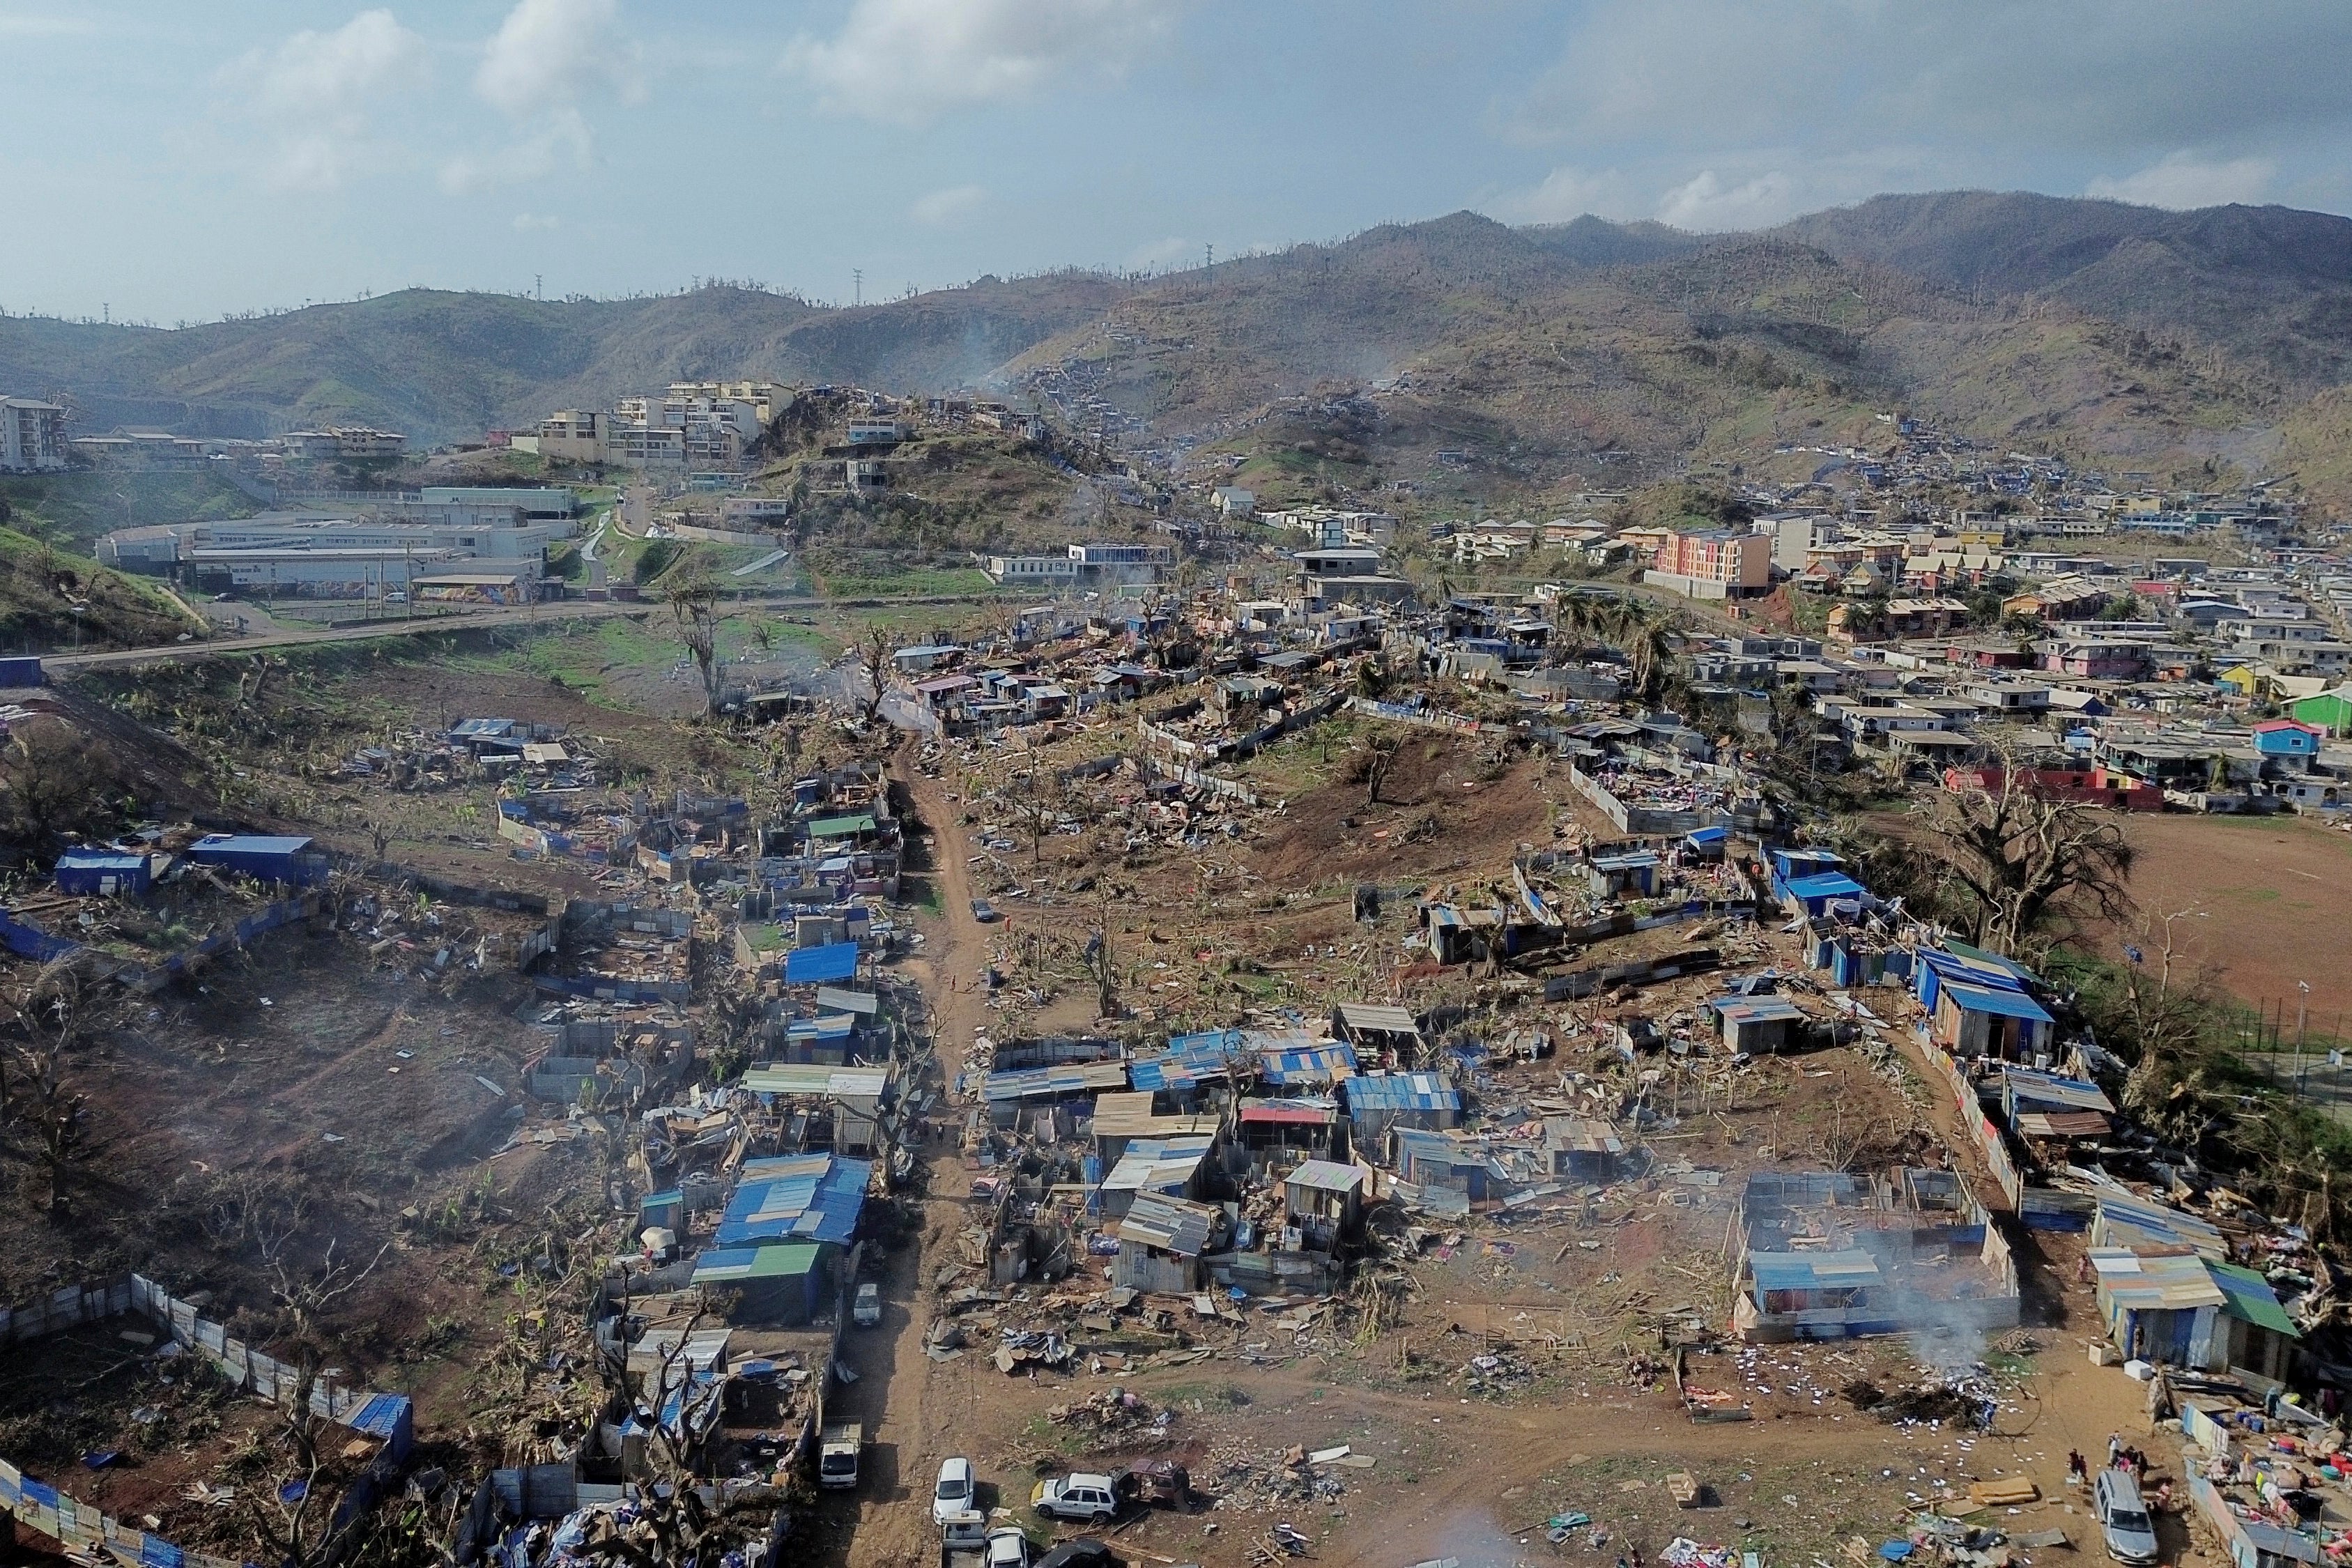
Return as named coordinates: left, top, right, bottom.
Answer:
left=1940, top=978, right=2054, bottom=1024
left=784, top=941, right=859, bottom=983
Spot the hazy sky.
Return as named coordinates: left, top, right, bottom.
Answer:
left=7, top=0, right=2351, bottom=323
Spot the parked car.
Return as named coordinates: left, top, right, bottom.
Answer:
left=970, top=899, right=999, bottom=923
left=1036, top=1543, right=1121, bottom=1568
left=2094, top=1467, right=2160, bottom=1565
left=933, top=1456, right=976, bottom=1527
left=1031, top=1473, right=1120, bottom=1525
left=853, top=1282, right=882, bottom=1328
left=817, top=1424, right=861, bottom=1491
left=1119, top=1459, right=1192, bottom=1511
left=984, top=1528, right=1031, bottom=1568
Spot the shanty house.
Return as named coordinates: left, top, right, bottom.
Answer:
left=1930, top=976, right=2054, bottom=1060
left=54, top=847, right=158, bottom=897
left=1708, top=994, right=1806, bottom=1054
left=689, top=1242, right=827, bottom=1325
left=1112, top=1192, right=1220, bottom=1294
left=187, top=833, right=328, bottom=886
left=2090, top=1248, right=2228, bottom=1368
left=1330, top=1002, right=1425, bottom=1063
left=1281, top=1160, right=1365, bottom=1252
left=1999, top=1068, right=2114, bottom=1146
left=1543, top=1116, right=1627, bottom=1182
left=713, top=1152, right=869, bottom=1252
left=1342, top=1071, right=1461, bottom=1149
left=1780, top=869, right=1868, bottom=920
left=1088, top=1091, right=1222, bottom=1169
left=1586, top=850, right=1660, bottom=898
left=741, top=1064, right=894, bottom=1155
left=1388, top=1127, right=1496, bottom=1208
left=1236, top=1097, right=1346, bottom=1165
left=1095, top=1134, right=1215, bottom=1220
left=1732, top=1170, right=2021, bottom=1343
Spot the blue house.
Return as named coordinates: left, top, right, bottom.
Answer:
left=1769, top=848, right=1845, bottom=904
left=54, top=848, right=156, bottom=897
left=186, top=833, right=328, bottom=887
left=2253, top=719, right=2324, bottom=768
left=1781, top=870, right=1867, bottom=918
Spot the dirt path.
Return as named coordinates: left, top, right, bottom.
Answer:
left=824, top=746, right=995, bottom=1568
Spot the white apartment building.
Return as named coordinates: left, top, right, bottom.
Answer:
left=1, top=396, right=68, bottom=472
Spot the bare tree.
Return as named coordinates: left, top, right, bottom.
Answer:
left=1010, top=769, right=1066, bottom=869
left=1913, top=744, right=2135, bottom=959
left=665, top=570, right=723, bottom=717
left=856, top=625, right=895, bottom=724
left=2114, top=905, right=2222, bottom=1141
left=0, top=725, right=117, bottom=856
left=1354, top=732, right=1401, bottom=806
left=4, top=953, right=107, bottom=1214
left=1082, top=889, right=1119, bottom=1019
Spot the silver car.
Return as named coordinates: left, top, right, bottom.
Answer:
left=2095, top=1468, right=2160, bottom=1565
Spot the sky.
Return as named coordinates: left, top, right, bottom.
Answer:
left=6, top=0, right=2352, bottom=324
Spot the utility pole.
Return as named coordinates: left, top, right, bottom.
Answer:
left=1204, top=244, right=1213, bottom=270
left=853, top=269, right=863, bottom=307
left=2296, top=980, right=2311, bottom=1093
left=535, top=273, right=543, bottom=301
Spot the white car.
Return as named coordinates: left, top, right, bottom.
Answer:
left=985, top=1529, right=1031, bottom=1568
left=934, top=1456, right=976, bottom=1527
left=1031, top=1473, right=1119, bottom=1525
left=853, top=1282, right=882, bottom=1328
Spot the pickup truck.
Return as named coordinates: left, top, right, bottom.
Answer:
left=946, top=1523, right=1029, bottom=1568
left=817, top=1423, right=862, bottom=1490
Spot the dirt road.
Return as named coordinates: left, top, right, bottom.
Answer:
left=807, top=746, right=997, bottom=1568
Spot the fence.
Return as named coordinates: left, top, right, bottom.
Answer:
left=1346, top=695, right=1507, bottom=735
left=0, top=1273, right=413, bottom=1568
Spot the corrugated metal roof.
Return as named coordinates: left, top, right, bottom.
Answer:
left=1939, top=978, right=2054, bottom=1024
left=2001, top=1068, right=2115, bottom=1114
left=1126, top=1029, right=1248, bottom=1092
left=981, top=1059, right=1132, bottom=1102
left=1284, top=1160, right=1365, bottom=1195
left=1750, top=1248, right=1884, bottom=1292
left=814, top=985, right=879, bottom=1015
left=1783, top=871, right=1867, bottom=900
left=806, top=813, right=877, bottom=838
left=1259, top=1039, right=1358, bottom=1086
left=2094, top=1193, right=2227, bottom=1259
left=1240, top=1096, right=1338, bottom=1125
left=691, top=1242, right=822, bottom=1282
left=2091, top=1247, right=2226, bottom=1312
left=1342, top=1072, right=1459, bottom=1114
left=1090, top=1092, right=1220, bottom=1139
left=1100, top=1135, right=1215, bottom=1194
left=1543, top=1116, right=1624, bottom=1155
left=743, top=1063, right=889, bottom=1100
left=714, top=1154, right=869, bottom=1246
left=2017, top=1110, right=2112, bottom=1139
left=1118, top=1192, right=1217, bottom=1256
left=1333, top=1002, right=1422, bottom=1037
left=2210, top=1260, right=2300, bottom=1338
left=1710, top=996, right=1807, bottom=1025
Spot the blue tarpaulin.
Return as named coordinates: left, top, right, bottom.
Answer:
left=784, top=941, right=859, bottom=984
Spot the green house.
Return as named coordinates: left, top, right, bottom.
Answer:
left=2290, top=688, right=2352, bottom=737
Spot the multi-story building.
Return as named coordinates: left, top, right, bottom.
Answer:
left=1646, top=529, right=1772, bottom=599
left=1, top=396, right=68, bottom=472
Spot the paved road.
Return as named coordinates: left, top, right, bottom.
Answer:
left=46, top=599, right=656, bottom=670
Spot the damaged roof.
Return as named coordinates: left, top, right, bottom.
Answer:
left=1118, top=1192, right=1217, bottom=1256
left=1284, top=1159, right=1366, bottom=1194
left=716, top=1153, right=870, bottom=1246
left=1748, top=1249, right=1884, bottom=1292
left=1342, top=1072, right=1459, bottom=1115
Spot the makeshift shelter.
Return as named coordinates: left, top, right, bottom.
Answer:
left=689, top=1242, right=828, bottom=1325
left=1280, top=1160, right=1365, bottom=1252
left=1930, top=977, right=2054, bottom=1060
left=1543, top=1116, right=1627, bottom=1181
left=1095, top=1135, right=1214, bottom=1219
left=1112, top=1193, right=1219, bottom=1294
left=1330, top=1002, right=1425, bottom=1060
left=1708, top=994, right=1806, bottom=1054
left=1342, top=1071, right=1461, bottom=1148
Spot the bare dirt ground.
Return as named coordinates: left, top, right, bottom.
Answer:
left=2112, top=813, right=2352, bottom=1020
left=822, top=722, right=2215, bottom=1568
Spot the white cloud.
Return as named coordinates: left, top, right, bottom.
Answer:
left=910, top=183, right=987, bottom=225
left=440, top=112, right=592, bottom=194
left=443, top=0, right=640, bottom=192
left=512, top=212, right=562, bottom=231
left=783, top=0, right=1175, bottom=128
left=220, top=9, right=429, bottom=192
left=2087, top=151, right=2277, bottom=210
left=1500, top=165, right=1630, bottom=224
left=476, top=0, right=642, bottom=118
left=1655, top=169, right=1800, bottom=230
left=1514, top=1, right=2352, bottom=158
left=1124, top=236, right=1199, bottom=272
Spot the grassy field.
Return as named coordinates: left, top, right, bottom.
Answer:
left=0, top=469, right=257, bottom=553
left=2109, top=812, right=2352, bottom=1020
left=806, top=560, right=1002, bottom=599
left=0, top=525, right=203, bottom=653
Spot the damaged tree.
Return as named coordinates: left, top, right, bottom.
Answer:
left=1853, top=746, right=2134, bottom=960
left=1353, top=732, right=1401, bottom=806
left=666, top=569, right=724, bottom=718
left=857, top=626, right=895, bottom=725
left=3, top=952, right=107, bottom=1215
